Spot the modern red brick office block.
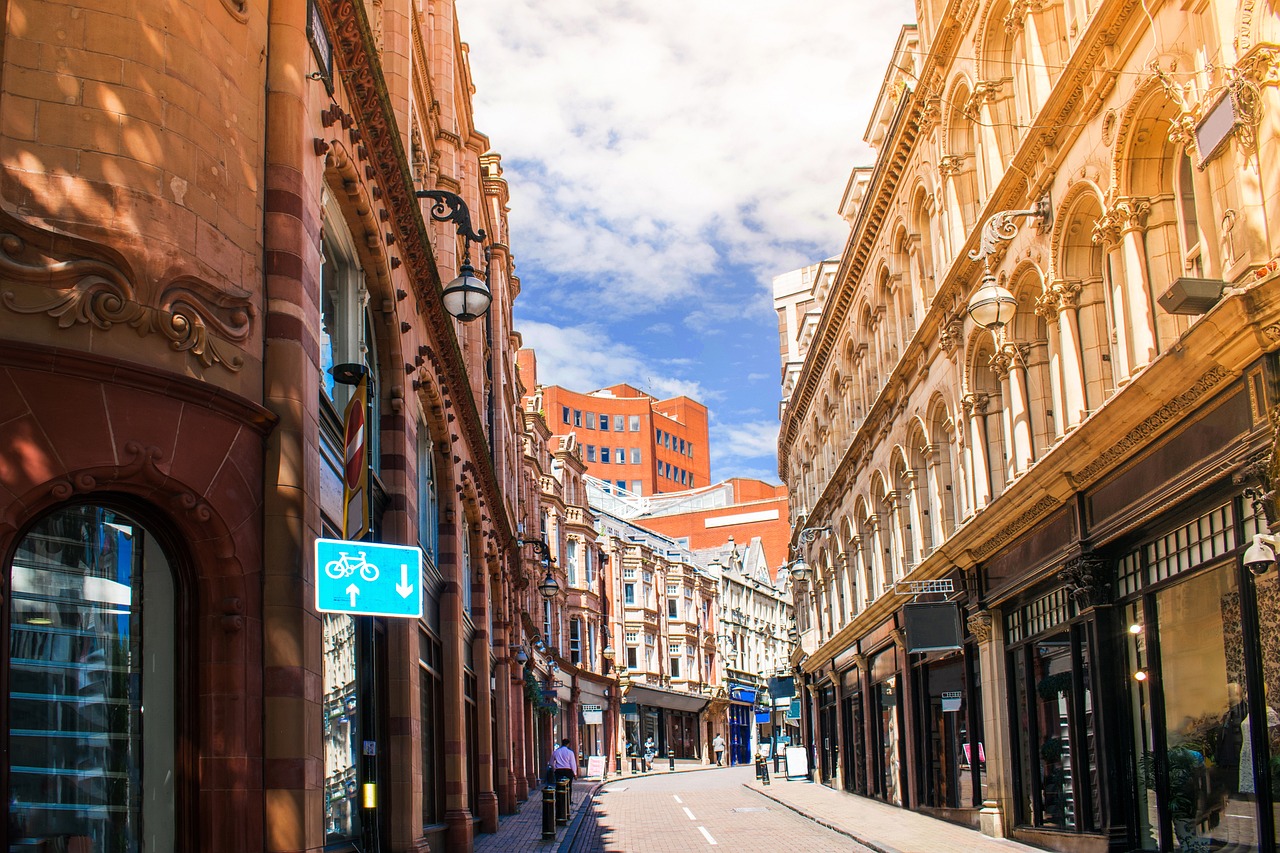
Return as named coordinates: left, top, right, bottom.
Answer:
left=518, top=349, right=711, bottom=497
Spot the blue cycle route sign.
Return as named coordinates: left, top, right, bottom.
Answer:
left=315, top=538, right=423, bottom=618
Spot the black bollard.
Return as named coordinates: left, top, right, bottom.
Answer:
left=556, top=776, right=571, bottom=825
left=668, top=749, right=675, bottom=771
left=630, top=755, right=638, bottom=774
left=542, top=785, right=556, bottom=840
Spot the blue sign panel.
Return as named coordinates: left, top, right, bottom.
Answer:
left=315, top=538, right=423, bottom=618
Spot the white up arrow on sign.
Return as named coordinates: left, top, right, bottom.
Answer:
left=346, top=583, right=360, bottom=607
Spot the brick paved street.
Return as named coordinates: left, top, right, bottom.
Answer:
left=565, top=765, right=873, bottom=853
left=477, top=764, right=1050, bottom=852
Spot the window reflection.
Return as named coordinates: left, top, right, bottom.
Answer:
left=322, top=614, right=360, bottom=842
left=7, top=505, right=174, bottom=852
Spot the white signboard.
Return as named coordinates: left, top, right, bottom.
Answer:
left=785, top=746, right=809, bottom=780
left=586, top=755, right=606, bottom=778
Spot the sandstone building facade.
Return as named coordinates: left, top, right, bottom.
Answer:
left=780, top=3, right=1280, bottom=852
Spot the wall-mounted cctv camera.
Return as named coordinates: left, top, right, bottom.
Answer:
left=1243, top=534, right=1279, bottom=576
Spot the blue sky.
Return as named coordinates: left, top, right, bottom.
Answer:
left=460, top=0, right=916, bottom=484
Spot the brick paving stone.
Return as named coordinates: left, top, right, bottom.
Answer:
left=743, top=775, right=1046, bottom=853
left=474, top=759, right=716, bottom=853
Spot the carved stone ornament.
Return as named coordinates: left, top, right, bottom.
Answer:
left=940, top=317, right=965, bottom=354
left=0, top=229, right=254, bottom=372
left=1057, top=554, right=1112, bottom=610
left=967, top=610, right=994, bottom=643
left=937, top=154, right=966, bottom=178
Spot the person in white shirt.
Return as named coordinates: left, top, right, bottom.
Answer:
left=713, top=733, right=726, bottom=766
left=551, top=738, right=577, bottom=785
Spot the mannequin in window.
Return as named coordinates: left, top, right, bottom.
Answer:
left=1238, top=705, right=1280, bottom=795
left=1215, top=682, right=1247, bottom=795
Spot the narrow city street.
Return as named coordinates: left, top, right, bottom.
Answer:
left=566, top=766, right=872, bottom=853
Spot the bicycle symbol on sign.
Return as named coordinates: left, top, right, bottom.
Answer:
left=324, top=550, right=380, bottom=583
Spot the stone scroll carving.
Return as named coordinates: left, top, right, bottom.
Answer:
left=0, top=231, right=255, bottom=372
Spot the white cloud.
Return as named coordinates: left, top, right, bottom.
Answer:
left=710, top=419, right=781, bottom=468
left=461, top=0, right=915, bottom=311
left=519, top=320, right=710, bottom=401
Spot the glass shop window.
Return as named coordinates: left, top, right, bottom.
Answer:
left=7, top=505, right=176, bottom=852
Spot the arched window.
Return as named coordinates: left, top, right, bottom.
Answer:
left=418, top=422, right=440, bottom=568
left=6, top=505, right=176, bottom=851
left=320, top=189, right=381, bottom=536
left=1176, top=151, right=1203, bottom=277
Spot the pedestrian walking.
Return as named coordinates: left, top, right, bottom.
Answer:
left=643, top=736, right=655, bottom=771
left=713, top=733, right=726, bottom=766
left=551, top=737, right=577, bottom=785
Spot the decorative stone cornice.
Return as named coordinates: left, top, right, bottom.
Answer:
left=1066, top=365, right=1233, bottom=488
left=971, top=494, right=1060, bottom=558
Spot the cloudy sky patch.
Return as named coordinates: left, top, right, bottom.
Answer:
left=463, top=0, right=915, bottom=483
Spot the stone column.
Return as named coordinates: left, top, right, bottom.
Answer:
left=493, top=602, right=516, bottom=815
left=963, top=393, right=991, bottom=509
left=885, top=491, right=904, bottom=583
left=939, top=156, right=966, bottom=261
left=868, top=515, right=886, bottom=597
left=442, top=519, right=473, bottom=850
left=923, top=446, right=946, bottom=548
left=1035, top=292, right=1066, bottom=442
left=1116, top=198, right=1155, bottom=370
left=474, top=570, right=499, bottom=833
left=1052, top=281, right=1086, bottom=429
left=970, top=609, right=1012, bottom=838
left=992, top=345, right=1032, bottom=475
left=903, top=471, right=925, bottom=566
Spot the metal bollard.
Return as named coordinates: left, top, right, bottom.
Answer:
left=756, top=756, right=770, bottom=786
left=542, top=785, right=556, bottom=840
left=668, top=749, right=675, bottom=771
left=555, top=776, right=571, bottom=825
left=630, top=755, right=638, bottom=774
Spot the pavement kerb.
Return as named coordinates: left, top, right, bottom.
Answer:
left=558, top=780, right=605, bottom=853
left=743, top=782, right=905, bottom=853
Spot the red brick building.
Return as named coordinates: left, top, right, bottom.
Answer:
left=0, top=3, right=546, bottom=852
left=628, top=479, right=792, bottom=578
left=518, top=350, right=710, bottom=496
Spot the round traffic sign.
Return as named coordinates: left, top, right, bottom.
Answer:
left=344, top=405, right=365, bottom=489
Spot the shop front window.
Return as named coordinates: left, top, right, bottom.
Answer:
left=1009, top=613, right=1099, bottom=831
left=879, top=679, right=903, bottom=805
left=921, top=657, right=969, bottom=809
left=7, top=505, right=176, bottom=852
left=1156, top=564, right=1260, bottom=851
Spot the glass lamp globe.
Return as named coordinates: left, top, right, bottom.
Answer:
left=967, top=274, right=1018, bottom=330
left=441, top=259, right=492, bottom=321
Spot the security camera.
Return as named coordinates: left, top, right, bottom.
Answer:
left=1243, top=534, right=1279, bottom=576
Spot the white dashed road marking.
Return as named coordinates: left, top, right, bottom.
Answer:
left=698, top=826, right=718, bottom=845
left=673, top=795, right=683, bottom=803
left=683, top=806, right=696, bottom=820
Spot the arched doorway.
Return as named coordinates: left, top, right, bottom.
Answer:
left=5, top=503, right=178, bottom=852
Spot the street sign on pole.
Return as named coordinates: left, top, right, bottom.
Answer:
left=315, top=538, right=423, bottom=618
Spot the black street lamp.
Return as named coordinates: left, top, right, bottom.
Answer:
left=415, top=189, right=492, bottom=321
